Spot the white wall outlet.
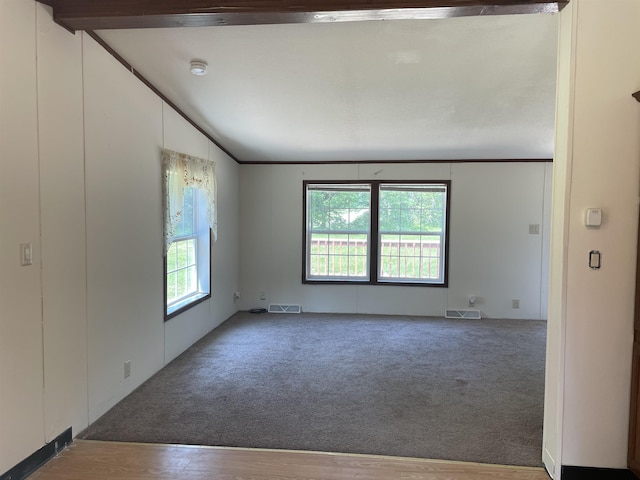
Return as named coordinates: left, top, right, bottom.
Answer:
left=468, top=295, right=476, bottom=306
left=124, top=360, right=131, bottom=379
left=260, top=290, right=266, bottom=301
left=529, top=224, right=540, bottom=235
left=233, top=291, right=240, bottom=301
left=512, top=299, right=520, bottom=309
left=20, top=242, right=33, bottom=266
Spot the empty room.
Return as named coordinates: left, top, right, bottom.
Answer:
left=2, top=1, right=640, bottom=480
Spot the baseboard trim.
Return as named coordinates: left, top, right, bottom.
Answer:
left=0, top=427, right=72, bottom=480
left=542, top=446, right=555, bottom=479
left=561, top=465, right=636, bottom=480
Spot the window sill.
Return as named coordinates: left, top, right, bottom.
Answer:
left=165, top=292, right=211, bottom=321
left=303, top=279, right=448, bottom=287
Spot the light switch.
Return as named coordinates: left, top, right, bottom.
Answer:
left=21, top=243, right=33, bottom=266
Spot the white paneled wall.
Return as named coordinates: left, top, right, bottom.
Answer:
left=0, top=4, right=239, bottom=473
left=546, top=0, right=640, bottom=474
left=5, top=0, right=640, bottom=477
left=36, top=3, right=88, bottom=442
left=0, top=0, right=45, bottom=470
left=240, top=162, right=551, bottom=319
left=83, top=33, right=166, bottom=422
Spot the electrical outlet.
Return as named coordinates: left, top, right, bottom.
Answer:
left=512, top=299, right=520, bottom=309
left=529, top=224, right=540, bottom=235
left=124, top=360, right=131, bottom=379
left=21, top=242, right=33, bottom=266
left=260, top=291, right=266, bottom=301
left=233, top=291, right=240, bottom=301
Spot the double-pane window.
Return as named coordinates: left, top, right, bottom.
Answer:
left=304, top=181, right=449, bottom=286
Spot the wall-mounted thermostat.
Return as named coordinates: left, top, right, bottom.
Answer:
left=585, top=208, right=602, bottom=227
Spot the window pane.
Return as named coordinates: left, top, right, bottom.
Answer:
left=167, top=272, right=177, bottom=303
left=177, top=187, right=195, bottom=236
left=167, top=243, right=178, bottom=272
left=186, top=265, right=197, bottom=295
left=167, top=236, right=201, bottom=308
left=306, top=184, right=370, bottom=280
left=379, top=184, right=446, bottom=283
left=311, top=233, right=328, bottom=254
left=309, top=254, right=328, bottom=276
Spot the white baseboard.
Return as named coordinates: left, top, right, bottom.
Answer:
left=542, top=446, right=557, bottom=479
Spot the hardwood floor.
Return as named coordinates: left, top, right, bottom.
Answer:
left=29, top=440, right=550, bottom=480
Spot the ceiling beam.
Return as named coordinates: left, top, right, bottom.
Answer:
left=39, top=0, right=568, bottom=32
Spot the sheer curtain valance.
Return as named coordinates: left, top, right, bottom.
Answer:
left=162, top=149, right=217, bottom=255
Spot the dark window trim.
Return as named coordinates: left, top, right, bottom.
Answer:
left=302, top=180, right=450, bottom=288
left=164, top=228, right=213, bottom=322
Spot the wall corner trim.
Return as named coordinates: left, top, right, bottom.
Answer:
left=0, top=428, right=72, bottom=480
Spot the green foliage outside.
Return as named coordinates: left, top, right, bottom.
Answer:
left=379, top=187, right=444, bottom=233
left=167, top=239, right=197, bottom=303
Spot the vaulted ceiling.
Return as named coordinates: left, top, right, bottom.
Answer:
left=42, top=1, right=562, bottom=163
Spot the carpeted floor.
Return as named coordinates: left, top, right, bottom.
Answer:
left=80, top=312, right=546, bottom=466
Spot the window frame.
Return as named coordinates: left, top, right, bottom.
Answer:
left=164, top=188, right=212, bottom=321
left=302, top=180, right=450, bottom=287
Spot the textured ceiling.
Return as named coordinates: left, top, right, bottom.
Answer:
left=98, top=13, right=558, bottom=162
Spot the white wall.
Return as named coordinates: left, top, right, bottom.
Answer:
left=6, top=0, right=640, bottom=476
left=0, top=0, right=45, bottom=471
left=162, top=106, right=240, bottom=364
left=240, top=161, right=551, bottom=319
left=83, top=33, right=166, bottom=422
left=545, top=0, right=640, bottom=475
left=36, top=2, right=88, bottom=443
left=0, top=3, right=240, bottom=473
left=83, top=29, right=241, bottom=423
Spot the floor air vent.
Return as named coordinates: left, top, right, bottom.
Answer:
left=445, top=309, right=481, bottom=320
left=268, top=304, right=302, bottom=314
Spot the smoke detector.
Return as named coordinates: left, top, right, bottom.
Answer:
left=190, top=60, right=208, bottom=76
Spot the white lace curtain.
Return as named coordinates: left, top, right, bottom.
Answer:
left=162, top=149, right=217, bottom=255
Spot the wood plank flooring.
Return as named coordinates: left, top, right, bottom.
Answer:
left=29, top=440, right=550, bottom=480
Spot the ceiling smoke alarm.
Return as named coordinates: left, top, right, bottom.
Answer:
left=190, top=60, right=208, bottom=76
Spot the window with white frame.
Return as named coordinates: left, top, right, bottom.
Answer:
left=163, top=149, right=217, bottom=319
left=303, top=181, right=449, bottom=286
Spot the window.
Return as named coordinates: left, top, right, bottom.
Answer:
left=304, top=181, right=449, bottom=286
left=165, top=187, right=211, bottom=317
left=163, top=149, right=217, bottom=319
left=306, top=184, right=371, bottom=280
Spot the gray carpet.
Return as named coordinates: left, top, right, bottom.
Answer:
left=80, top=312, right=546, bottom=466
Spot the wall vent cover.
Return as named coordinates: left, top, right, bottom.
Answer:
left=268, top=304, right=302, bottom=314
left=445, top=309, right=481, bottom=320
